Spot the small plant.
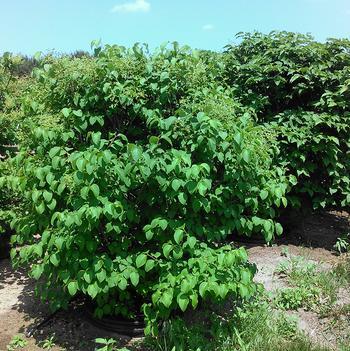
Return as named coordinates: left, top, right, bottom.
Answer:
left=274, top=286, right=320, bottom=310
left=280, top=247, right=289, bottom=257
left=95, top=338, right=118, bottom=351
left=334, top=234, right=350, bottom=254
left=274, top=255, right=346, bottom=314
left=39, top=335, right=56, bottom=350
left=334, top=256, right=350, bottom=286
left=275, top=255, right=316, bottom=279
left=7, top=335, right=27, bottom=351
left=275, top=313, right=299, bottom=340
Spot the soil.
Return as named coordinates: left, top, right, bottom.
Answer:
left=246, top=210, right=350, bottom=350
left=0, top=210, right=349, bottom=351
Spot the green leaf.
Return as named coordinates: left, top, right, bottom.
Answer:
left=275, top=223, right=283, bottom=236
left=34, top=244, right=43, bottom=257
left=80, top=186, right=89, bottom=199
left=128, top=144, right=141, bottom=162
left=171, top=179, right=182, bottom=192
left=233, top=132, right=242, bottom=145
left=57, top=183, right=66, bottom=195
left=260, top=190, right=268, bottom=200
left=149, top=136, right=159, bottom=144
left=197, top=180, right=207, bottom=196
left=130, top=272, right=139, bottom=287
left=87, top=283, right=99, bottom=298
left=187, top=236, right=197, bottom=249
left=90, top=184, right=100, bottom=198
left=242, top=149, right=250, bottom=163
left=49, top=146, right=61, bottom=158
left=190, top=293, right=198, bottom=308
left=145, top=230, right=154, bottom=240
left=47, top=199, right=57, bottom=211
left=118, top=277, right=127, bottom=290
left=46, top=173, right=55, bottom=185
left=158, top=219, right=168, bottom=230
left=32, top=189, right=41, bottom=204
left=73, top=109, right=83, bottom=117
left=161, top=290, right=173, bottom=308
left=162, top=116, right=177, bottom=130
left=92, top=132, right=101, bottom=146
left=239, top=284, right=249, bottom=297
left=84, top=271, right=93, bottom=284
left=31, top=265, right=43, bottom=280
left=55, top=237, right=64, bottom=250
left=52, top=156, right=61, bottom=169
left=177, top=295, right=189, bottom=312
left=76, top=158, right=85, bottom=172
left=68, top=281, right=78, bottom=296
left=145, top=260, right=155, bottom=272
left=174, top=229, right=184, bottom=244
left=178, top=192, right=187, bottom=205
left=35, top=202, right=45, bottom=215
left=61, top=108, right=71, bottom=118
left=50, top=254, right=60, bottom=267
left=136, top=254, right=147, bottom=268
left=163, top=244, right=172, bottom=258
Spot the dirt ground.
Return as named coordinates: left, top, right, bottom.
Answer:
left=0, top=210, right=349, bottom=351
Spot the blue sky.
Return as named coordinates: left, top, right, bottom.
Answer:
left=0, top=0, right=349, bottom=55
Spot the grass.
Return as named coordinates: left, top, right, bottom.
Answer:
left=334, top=254, right=350, bottom=286
left=142, top=254, right=350, bottom=351
left=143, top=296, right=332, bottom=351
left=274, top=253, right=349, bottom=315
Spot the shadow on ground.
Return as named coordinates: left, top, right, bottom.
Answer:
left=0, top=261, right=135, bottom=350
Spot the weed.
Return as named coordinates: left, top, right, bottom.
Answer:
left=274, top=286, right=320, bottom=310
left=275, top=255, right=344, bottom=313
left=94, top=338, right=125, bottom=351
left=6, top=335, right=27, bottom=351
left=334, top=234, right=350, bottom=254
left=281, top=247, right=290, bottom=257
left=144, top=296, right=330, bottom=351
left=275, top=313, right=299, bottom=339
left=39, top=335, right=56, bottom=350
left=334, top=255, right=350, bottom=285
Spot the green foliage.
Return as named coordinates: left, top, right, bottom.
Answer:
left=2, top=32, right=349, bottom=338
left=334, top=234, right=350, bottom=254
left=333, top=255, right=350, bottom=285
left=275, top=255, right=346, bottom=313
left=223, top=31, right=350, bottom=209
left=224, top=31, right=350, bottom=116
left=274, top=286, right=320, bottom=311
left=1, top=42, right=293, bottom=334
left=0, top=53, right=34, bottom=241
left=39, top=335, right=56, bottom=350
left=95, top=338, right=118, bottom=351
left=6, top=335, right=27, bottom=351
left=270, top=111, right=350, bottom=209
left=145, top=297, right=329, bottom=351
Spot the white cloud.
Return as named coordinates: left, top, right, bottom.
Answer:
left=111, top=0, right=150, bottom=13
left=202, top=24, right=214, bottom=31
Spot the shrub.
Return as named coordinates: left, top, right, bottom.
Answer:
left=0, top=53, right=33, bottom=249
left=271, top=111, right=350, bottom=209
left=223, top=31, right=350, bottom=209
left=1, top=43, right=290, bottom=333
